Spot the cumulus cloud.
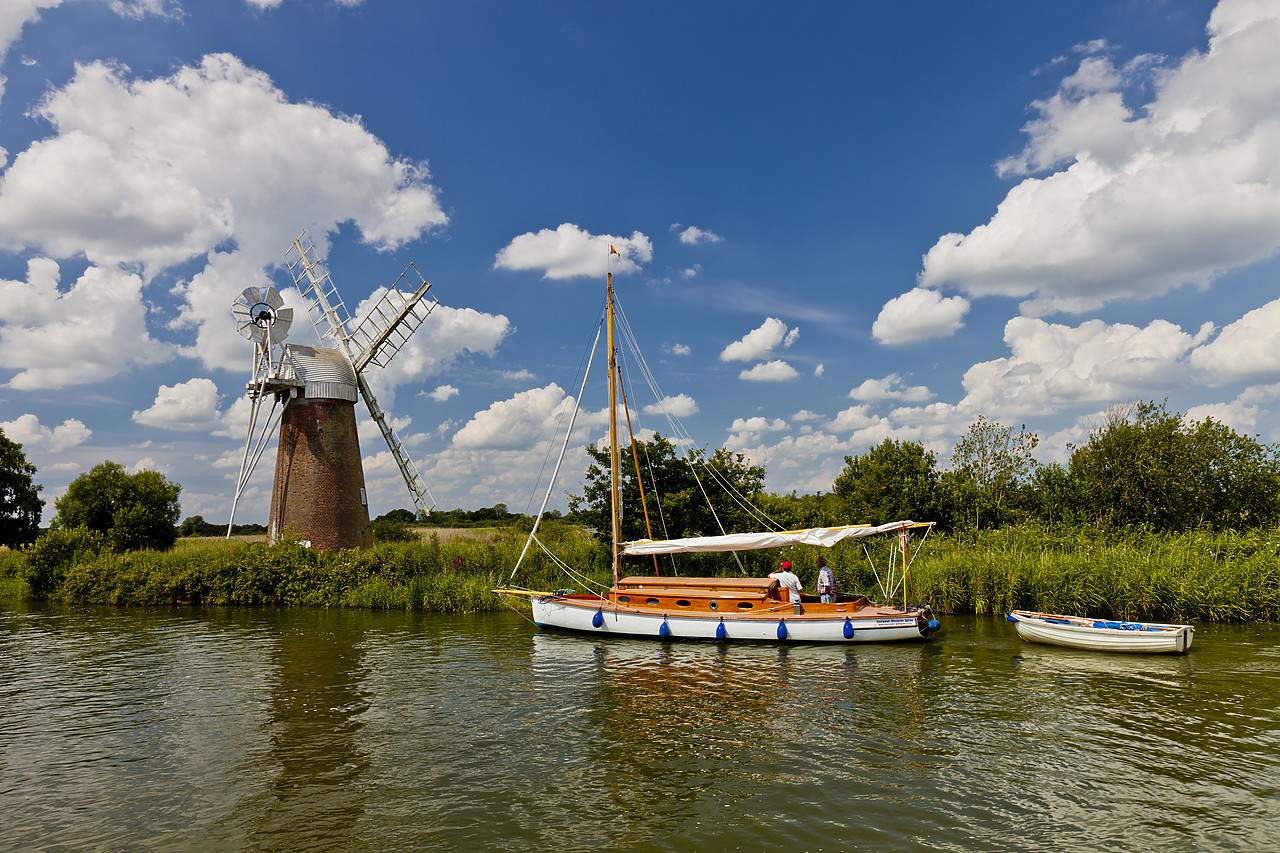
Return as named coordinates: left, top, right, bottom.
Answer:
left=720, top=317, right=798, bottom=362
left=871, top=288, right=969, bottom=345
left=665, top=343, right=691, bottom=356
left=429, top=384, right=460, bottom=402
left=0, top=53, right=449, bottom=380
left=913, top=1, right=1280, bottom=319
left=675, top=225, right=723, bottom=245
left=1188, top=298, right=1280, bottom=383
left=848, top=373, right=934, bottom=403
left=0, top=258, right=172, bottom=390
left=133, top=378, right=222, bottom=430
left=739, top=360, right=800, bottom=382
left=727, top=416, right=788, bottom=434
left=452, top=384, right=575, bottom=449
left=0, top=413, right=91, bottom=452
left=494, top=223, right=652, bottom=280
left=643, top=394, right=698, bottom=418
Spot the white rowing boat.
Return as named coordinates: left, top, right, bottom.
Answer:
left=1007, top=610, right=1194, bottom=654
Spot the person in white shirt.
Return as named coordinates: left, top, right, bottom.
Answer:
left=768, top=560, right=803, bottom=614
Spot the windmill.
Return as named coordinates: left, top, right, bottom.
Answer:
left=228, top=231, right=438, bottom=550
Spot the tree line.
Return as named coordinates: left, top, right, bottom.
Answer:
left=3, top=399, right=1278, bottom=558
left=572, top=401, right=1280, bottom=540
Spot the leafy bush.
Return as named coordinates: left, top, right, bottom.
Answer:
left=23, top=526, right=107, bottom=600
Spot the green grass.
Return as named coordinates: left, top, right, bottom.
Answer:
left=4, top=522, right=1277, bottom=622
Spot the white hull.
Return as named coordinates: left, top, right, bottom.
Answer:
left=1008, top=611, right=1194, bottom=654
left=532, top=595, right=933, bottom=643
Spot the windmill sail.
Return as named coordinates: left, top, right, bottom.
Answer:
left=285, top=232, right=437, bottom=514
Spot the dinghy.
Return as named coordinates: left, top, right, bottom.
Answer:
left=1007, top=610, right=1194, bottom=654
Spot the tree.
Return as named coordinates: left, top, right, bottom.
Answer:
left=945, top=416, right=1039, bottom=530
left=833, top=438, right=940, bottom=524
left=1068, top=400, right=1280, bottom=531
left=0, top=427, right=44, bottom=547
left=53, top=461, right=182, bottom=551
left=569, top=434, right=767, bottom=544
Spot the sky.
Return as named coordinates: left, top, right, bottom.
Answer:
left=3, top=0, right=1279, bottom=527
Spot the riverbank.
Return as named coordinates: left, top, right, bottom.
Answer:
left=2, top=523, right=1277, bottom=621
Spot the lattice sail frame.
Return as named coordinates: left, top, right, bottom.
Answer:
left=284, top=231, right=438, bottom=513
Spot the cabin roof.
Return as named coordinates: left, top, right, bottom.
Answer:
left=614, top=576, right=776, bottom=592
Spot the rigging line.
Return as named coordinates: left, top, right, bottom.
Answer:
left=638, top=440, right=678, bottom=575
left=614, top=358, right=661, bottom=576
left=507, top=317, right=606, bottom=585
left=520, top=310, right=605, bottom=519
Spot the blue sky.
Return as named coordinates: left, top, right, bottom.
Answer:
left=3, top=0, right=1279, bottom=526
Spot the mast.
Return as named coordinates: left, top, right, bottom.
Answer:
left=607, top=270, right=622, bottom=585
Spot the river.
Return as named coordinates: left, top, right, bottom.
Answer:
left=2, top=604, right=1277, bottom=852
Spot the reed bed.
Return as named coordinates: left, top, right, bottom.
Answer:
left=2, top=523, right=1276, bottom=622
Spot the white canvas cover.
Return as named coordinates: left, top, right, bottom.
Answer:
left=619, top=520, right=933, bottom=556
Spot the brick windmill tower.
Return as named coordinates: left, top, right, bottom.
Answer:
left=228, top=232, right=437, bottom=550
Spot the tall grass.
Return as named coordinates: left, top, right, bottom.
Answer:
left=4, top=522, right=1277, bottom=622
left=912, top=525, right=1280, bottom=622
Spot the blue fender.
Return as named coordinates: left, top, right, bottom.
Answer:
left=591, top=609, right=604, bottom=628
left=659, top=620, right=671, bottom=638
left=716, top=619, right=727, bottom=641
left=843, top=618, right=854, bottom=639
left=777, top=619, right=788, bottom=640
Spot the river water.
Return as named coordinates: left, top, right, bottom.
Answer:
left=2, top=604, right=1277, bottom=852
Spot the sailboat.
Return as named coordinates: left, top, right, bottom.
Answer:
left=498, top=253, right=942, bottom=644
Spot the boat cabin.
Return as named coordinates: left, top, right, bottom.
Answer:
left=609, top=576, right=871, bottom=613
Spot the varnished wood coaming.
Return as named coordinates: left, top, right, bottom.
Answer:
left=556, top=576, right=917, bottom=621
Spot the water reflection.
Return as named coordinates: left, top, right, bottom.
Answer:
left=231, top=611, right=372, bottom=850
left=2, top=607, right=1279, bottom=852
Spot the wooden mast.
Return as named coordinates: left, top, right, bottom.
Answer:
left=607, top=269, right=622, bottom=586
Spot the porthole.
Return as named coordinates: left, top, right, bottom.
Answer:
left=646, top=598, right=660, bottom=607
left=708, top=601, right=719, bottom=611
left=737, top=602, right=754, bottom=609
left=617, top=595, right=630, bottom=604
left=677, top=599, right=692, bottom=607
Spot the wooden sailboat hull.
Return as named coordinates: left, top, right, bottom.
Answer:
left=532, top=594, right=937, bottom=643
left=1007, top=611, right=1194, bottom=653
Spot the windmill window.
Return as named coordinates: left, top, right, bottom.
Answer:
left=360, top=488, right=367, bottom=506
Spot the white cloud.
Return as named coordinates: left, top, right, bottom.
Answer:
left=0, top=413, right=91, bottom=452
left=0, top=258, right=172, bottom=390
left=643, top=394, right=698, bottom=418
left=727, top=416, right=788, bottom=434
left=665, top=343, right=691, bottom=356
left=814, top=363, right=824, bottom=377
left=132, top=377, right=222, bottom=430
left=739, top=360, right=799, bottom=382
left=0, top=53, right=449, bottom=380
left=916, top=1, right=1280, bottom=316
left=351, top=301, right=511, bottom=408
left=676, top=225, right=723, bottom=245
left=429, top=384, right=460, bottom=402
left=720, top=317, right=797, bottom=362
left=848, top=373, right=934, bottom=403
left=452, top=383, right=575, bottom=449
left=1189, top=298, right=1280, bottom=383
left=493, top=223, right=652, bottom=280
left=871, top=287, right=969, bottom=345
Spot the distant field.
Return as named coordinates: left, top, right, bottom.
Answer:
left=175, top=527, right=503, bottom=550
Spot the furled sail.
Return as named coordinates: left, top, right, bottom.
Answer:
left=619, top=520, right=933, bottom=556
